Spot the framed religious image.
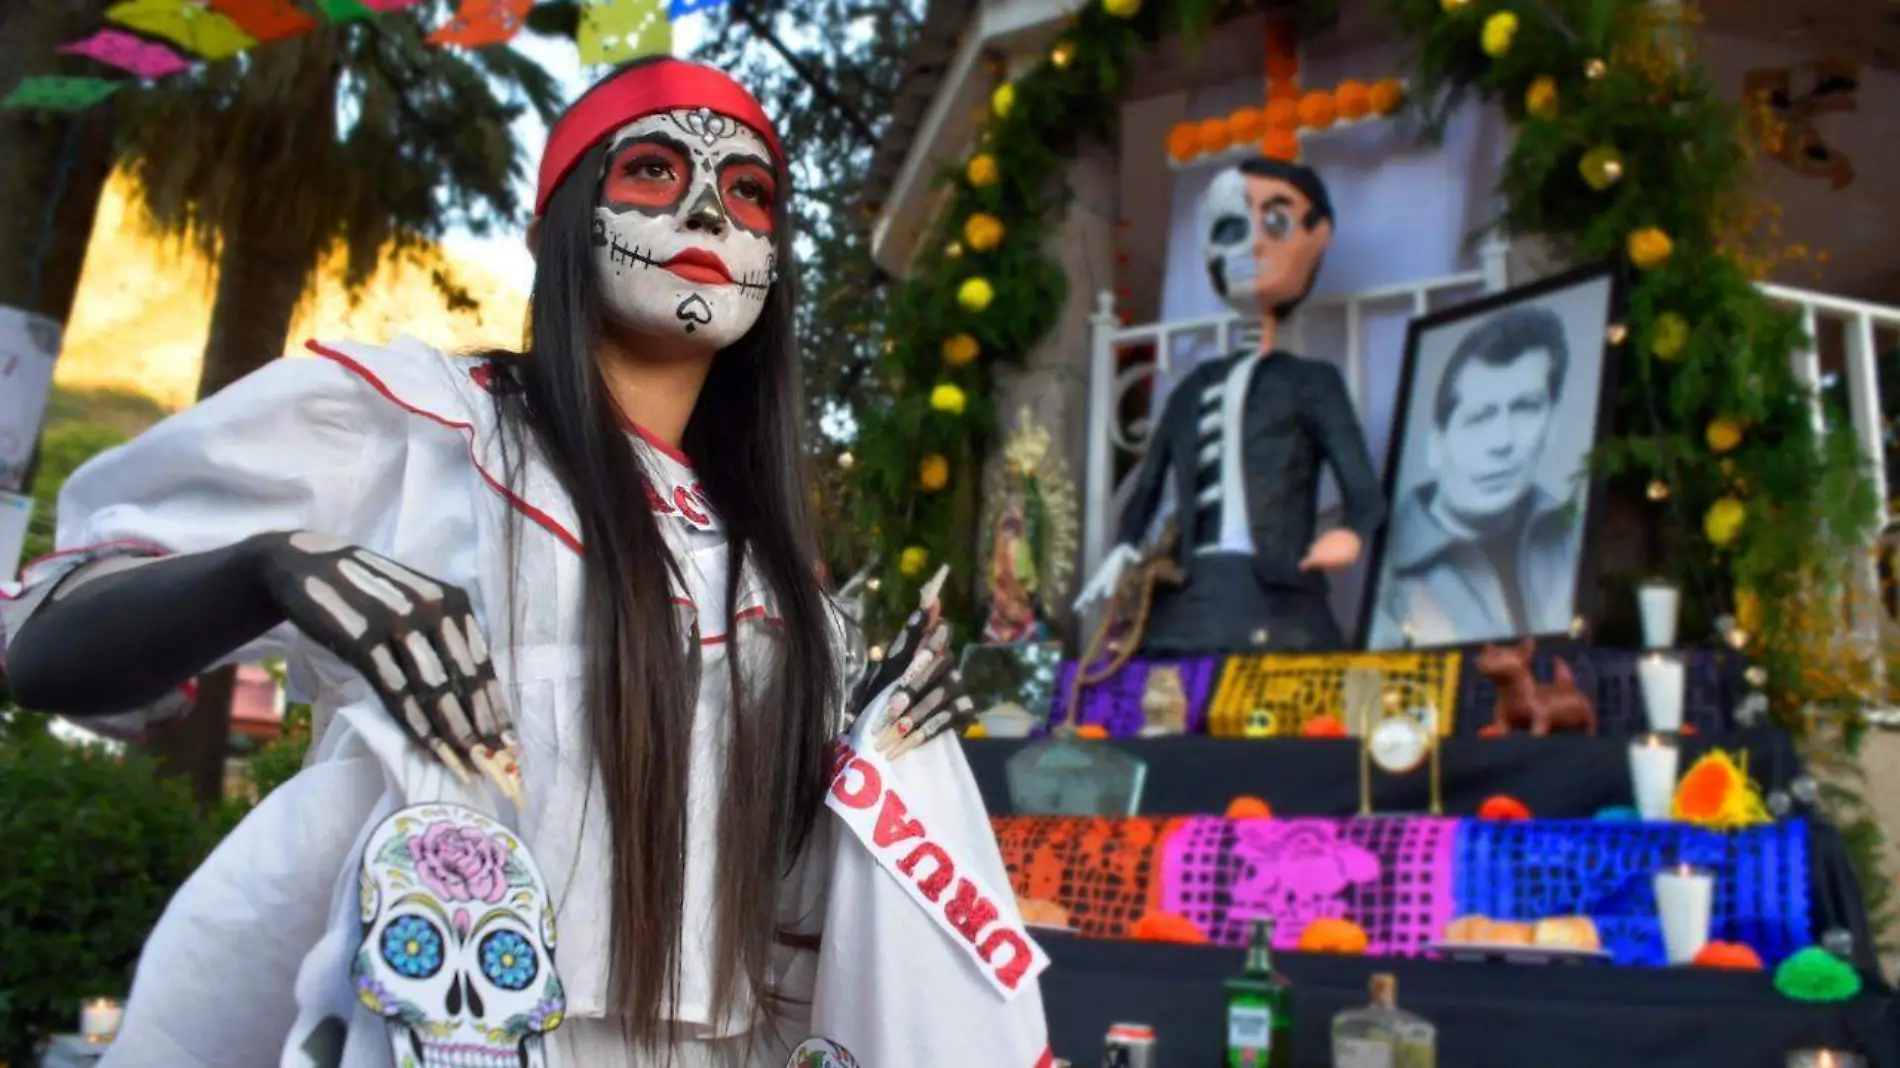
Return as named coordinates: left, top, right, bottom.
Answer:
left=1359, top=262, right=1624, bottom=651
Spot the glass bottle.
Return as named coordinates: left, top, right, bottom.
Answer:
left=1224, top=918, right=1292, bottom=1068
left=1330, top=973, right=1437, bottom=1068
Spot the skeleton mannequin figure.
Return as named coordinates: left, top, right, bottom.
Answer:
left=3, top=58, right=1046, bottom=1068
left=1075, top=157, right=1386, bottom=654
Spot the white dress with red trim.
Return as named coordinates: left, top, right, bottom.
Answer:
left=3, top=337, right=1050, bottom=1068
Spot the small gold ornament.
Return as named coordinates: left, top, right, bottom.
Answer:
left=1439, top=0, right=1469, bottom=11
left=838, top=451, right=856, bottom=470
left=1050, top=40, right=1075, bottom=68
left=1585, top=58, right=1608, bottom=79
left=868, top=644, right=886, bottom=662
left=1605, top=322, right=1629, bottom=345
left=882, top=338, right=895, bottom=355
left=1250, top=628, right=1271, bottom=647
left=1570, top=616, right=1588, bottom=639
left=1580, top=146, right=1624, bottom=190
left=945, top=241, right=963, bottom=259
left=1725, top=626, right=1751, bottom=650
left=1647, top=479, right=1671, bottom=502
left=1102, top=0, right=1139, bottom=18
left=866, top=577, right=881, bottom=593
left=1745, top=665, right=1768, bottom=688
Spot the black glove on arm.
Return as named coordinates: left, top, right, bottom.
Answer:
left=6, top=531, right=515, bottom=783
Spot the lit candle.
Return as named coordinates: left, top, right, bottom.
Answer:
left=80, top=997, right=123, bottom=1043
left=1653, top=864, right=1713, bottom=964
left=1628, top=733, right=1680, bottom=821
left=1637, top=653, right=1685, bottom=733
left=1787, top=1051, right=1866, bottom=1068
left=1638, top=580, right=1680, bottom=648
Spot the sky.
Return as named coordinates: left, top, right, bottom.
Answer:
left=439, top=17, right=711, bottom=293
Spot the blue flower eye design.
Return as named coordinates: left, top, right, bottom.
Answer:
left=480, top=929, right=538, bottom=991
left=381, top=915, right=445, bottom=979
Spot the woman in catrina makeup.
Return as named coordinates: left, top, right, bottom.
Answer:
left=3, top=59, right=1052, bottom=1068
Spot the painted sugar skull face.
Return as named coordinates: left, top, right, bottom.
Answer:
left=592, top=106, right=779, bottom=351
left=1201, top=162, right=1332, bottom=321
left=353, top=804, right=565, bottom=1068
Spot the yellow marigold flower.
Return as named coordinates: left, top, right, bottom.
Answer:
left=963, top=213, right=1005, bottom=252
left=957, top=277, right=994, bottom=312
left=965, top=153, right=998, bottom=188
left=991, top=84, right=1015, bottom=119
left=919, top=454, right=950, bottom=491
left=1651, top=312, right=1689, bottom=361
left=1706, top=418, right=1743, bottom=454
left=1103, top=0, right=1140, bottom=17
left=1481, top=12, right=1518, bottom=57
left=942, top=333, right=981, bottom=367
left=1525, top=76, right=1559, bottom=119
left=1704, top=498, right=1746, bottom=547
left=1628, top=227, right=1674, bottom=270
left=899, top=546, right=930, bottom=576
left=930, top=383, right=968, bottom=415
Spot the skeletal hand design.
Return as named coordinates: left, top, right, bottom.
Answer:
left=850, top=600, right=977, bottom=760
left=250, top=531, right=522, bottom=802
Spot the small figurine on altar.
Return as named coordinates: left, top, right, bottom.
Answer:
left=1477, top=637, right=1598, bottom=736
left=1139, top=663, right=1190, bottom=736
left=1074, top=157, right=1386, bottom=654
left=982, top=408, right=1078, bottom=644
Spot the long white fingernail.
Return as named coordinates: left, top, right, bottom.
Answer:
left=429, top=740, right=474, bottom=785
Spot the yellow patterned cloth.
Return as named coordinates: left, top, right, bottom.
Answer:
left=1204, top=651, right=1462, bottom=738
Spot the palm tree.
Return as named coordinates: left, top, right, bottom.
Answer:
left=112, top=10, right=562, bottom=802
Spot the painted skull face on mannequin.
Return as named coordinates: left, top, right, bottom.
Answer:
left=592, top=106, right=778, bottom=351
left=1201, top=160, right=1333, bottom=322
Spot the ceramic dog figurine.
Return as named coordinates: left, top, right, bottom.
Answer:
left=1476, top=638, right=1597, bottom=736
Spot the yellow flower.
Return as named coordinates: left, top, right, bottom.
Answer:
left=958, top=277, right=994, bottom=312
left=1103, top=0, right=1140, bottom=17
left=1439, top=0, right=1470, bottom=10
left=930, top=383, right=968, bottom=415
left=1651, top=312, right=1689, bottom=361
left=1628, top=227, right=1673, bottom=270
left=1579, top=146, right=1623, bottom=190
left=1704, top=498, right=1746, bottom=547
left=1481, top=12, right=1518, bottom=57
left=899, top=546, right=930, bottom=576
left=919, top=454, right=951, bottom=491
left=1525, top=76, right=1559, bottom=119
left=1706, top=418, right=1743, bottom=454
left=963, top=213, right=1005, bottom=252
left=966, top=153, right=998, bottom=188
left=991, top=83, right=1015, bottom=119
left=942, top=333, right=981, bottom=367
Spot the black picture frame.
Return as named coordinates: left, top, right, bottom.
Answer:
left=1356, top=261, right=1627, bottom=651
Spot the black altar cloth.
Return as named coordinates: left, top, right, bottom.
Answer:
left=965, top=731, right=1803, bottom=819
left=1037, top=934, right=1900, bottom=1068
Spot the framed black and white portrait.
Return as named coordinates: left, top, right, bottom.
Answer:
left=1359, top=263, right=1624, bottom=651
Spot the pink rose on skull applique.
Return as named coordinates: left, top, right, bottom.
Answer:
left=409, top=821, right=511, bottom=903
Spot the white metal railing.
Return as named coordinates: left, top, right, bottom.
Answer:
left=1759, top=283, right=1900, bottom=667
left=1081, top=236, right=1510, bottom=580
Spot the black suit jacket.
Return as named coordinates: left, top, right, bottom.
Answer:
left=1116, top=350, right=1387, bottom=590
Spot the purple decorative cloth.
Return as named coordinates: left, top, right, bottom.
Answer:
left=1047, top=656, right=1222, bottom=736
left=1155, top=816, right=1460, bottom=957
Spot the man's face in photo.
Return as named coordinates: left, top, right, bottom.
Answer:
left=1432, top=347, right=1556, bottom=524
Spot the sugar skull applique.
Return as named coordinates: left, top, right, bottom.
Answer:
left=352, top=804, right=565, bottom=1068
left=787, top=1037, right=862, bottom=1068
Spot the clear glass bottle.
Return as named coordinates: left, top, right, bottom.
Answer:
left=1223, top=918, right=1292, bottom=1068
left=1330, top=973, right=1436, bottom=1068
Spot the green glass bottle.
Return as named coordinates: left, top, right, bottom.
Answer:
left=1224, top=918, right=1292, bottom=1068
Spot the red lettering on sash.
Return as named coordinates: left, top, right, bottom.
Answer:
left=943, top=878, right=999, bottom=944
left=829, top=757, right=882, bottom=810
left=979, top=928, right=1035, bottom=991
left=873, top=790, right=926, bottom=849
left=643, top=479, right=675, bottom=514
left=827, top=742, right=856, bottom=786
left=896, top=842, right=955, bottom=901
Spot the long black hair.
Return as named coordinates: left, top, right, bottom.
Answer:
left=481, top=59, right=839, bottom=1057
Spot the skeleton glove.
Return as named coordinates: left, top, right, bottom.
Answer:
left=251, top=531, right=519, bottom=798
left=851, top=609, right=978, bottom=759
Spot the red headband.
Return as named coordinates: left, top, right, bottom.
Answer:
left=535, top=59, right=783, bottom=217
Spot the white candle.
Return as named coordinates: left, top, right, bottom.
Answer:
left=1629, top=734, right=1680, bottom=821
left=1637, top=653, right=1685, bottom=733
left=1654, top=864, right=1713, bottom=964
left=1788, top=1051, right=1866, bottom=1068
left=1638, top=582, right=1680, bottom=648
left=80, top=997, right=123, bottom=1043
